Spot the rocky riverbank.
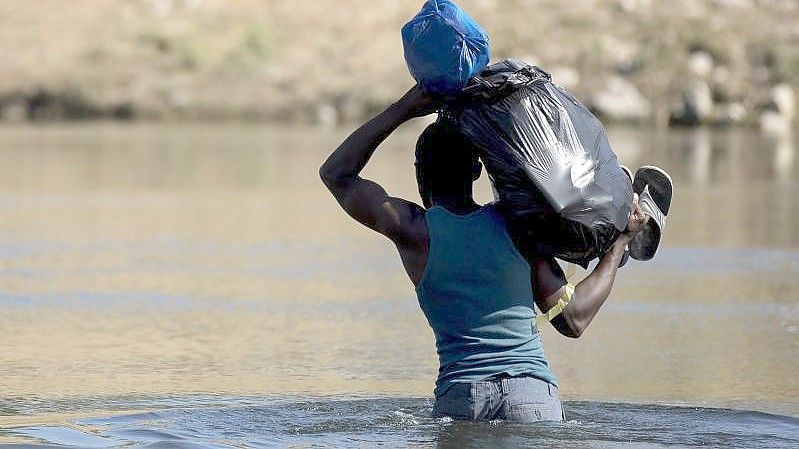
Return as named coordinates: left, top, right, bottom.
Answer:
left=1, top=0, right=797, bottom=129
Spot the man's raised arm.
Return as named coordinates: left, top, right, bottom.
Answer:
left=319, top=86, right=433, bottom=242
left=530, top=196, right=649, bottom=338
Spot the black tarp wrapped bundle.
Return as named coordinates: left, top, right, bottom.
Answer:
left=443, top=59, right=633, bottom=266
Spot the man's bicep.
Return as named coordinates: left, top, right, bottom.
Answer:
left=531, top=258, right=568, bottom=311
left=328, top=176, right=420, bottom=239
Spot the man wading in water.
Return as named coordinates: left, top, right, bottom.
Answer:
left=320, top=85, right=648, bottom=422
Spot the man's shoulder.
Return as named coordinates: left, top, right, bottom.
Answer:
left=390, top=200, right=428, bottom=247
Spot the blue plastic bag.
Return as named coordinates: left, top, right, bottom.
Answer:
left=401, top=0, right=490, bottom=95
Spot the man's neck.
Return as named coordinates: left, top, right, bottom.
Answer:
left=432, top=196, right=480, bottom=215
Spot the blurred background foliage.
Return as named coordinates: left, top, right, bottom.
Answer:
left=0, top=0, right=796, bottom=128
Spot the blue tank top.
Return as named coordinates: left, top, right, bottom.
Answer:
left=415, top=204, right=557, bottom=397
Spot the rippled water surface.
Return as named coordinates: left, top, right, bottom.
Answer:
left=3, top=396, right=799, bottom=448
left=0, top=123, right=797, bottom=447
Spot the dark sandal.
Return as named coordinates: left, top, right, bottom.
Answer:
left=629, top=166, right=673, bottom=261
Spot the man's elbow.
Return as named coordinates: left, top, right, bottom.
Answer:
left=566, top=322, right=585, bottom=338
left=319, top=164, right=333, bottom=188
left=319, top=163, right=342, bottom=190
left=560, top=325, right=583, bottom=339
left=552, top=315, right=585, bottom=338
left=319, top=162, right=353, bottom=191
left=552, top=314, right=586, bottom=338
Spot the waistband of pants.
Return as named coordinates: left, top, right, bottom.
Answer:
left=485, top=372, right=539, bottom=381
left=485, top=373, right=557, bottom=396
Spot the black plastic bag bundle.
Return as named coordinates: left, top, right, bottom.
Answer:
left=443, top=59, right=633, bottom=266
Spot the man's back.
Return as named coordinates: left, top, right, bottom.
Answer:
left=416, top=204, right=556, bottom=398
left=319, top=84, right=646, bottom=421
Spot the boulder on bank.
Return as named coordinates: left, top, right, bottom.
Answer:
left=688, top=51, right=714, bottom=78
left=673, top=81, right=714, bottom=125
left=759, top=83, right=796, bottom=133
left=592, top=77, right=651, bottom=122
left=771, top=83, right=796, bottom=120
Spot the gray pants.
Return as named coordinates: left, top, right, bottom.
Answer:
left=432, top=376, right=564, bottom=422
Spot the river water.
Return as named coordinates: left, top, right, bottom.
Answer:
left=0, top=122, right=797, bottom=448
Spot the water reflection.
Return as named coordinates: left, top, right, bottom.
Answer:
left=0, top=122, right=795, bottom=192
left=0, top=123, right=797, bottom=436
left=608, top=126, right=798, bottom=188
left=775, top=132, right=795, bottom=184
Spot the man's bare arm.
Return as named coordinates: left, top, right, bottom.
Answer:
left=531, top=196, right=649, bottom=338
left=319, top=86, right=433, bottom=242
left=531, top=236, right=628, bottom=338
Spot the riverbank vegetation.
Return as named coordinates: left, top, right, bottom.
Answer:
left=0, top=0, right=797, bottom=129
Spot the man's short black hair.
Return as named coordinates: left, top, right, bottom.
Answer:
left=415, top=119, right=482, bottom=208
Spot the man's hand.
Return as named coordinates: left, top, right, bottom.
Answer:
left=394, top=85, right=439, bottom=119
left=623, top=193, right=649, bottom=238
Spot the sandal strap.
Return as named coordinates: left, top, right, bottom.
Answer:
left=638, top=185, right=666, bottom=229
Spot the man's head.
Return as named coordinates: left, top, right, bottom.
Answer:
left=414, top=120, right=483, bottom=208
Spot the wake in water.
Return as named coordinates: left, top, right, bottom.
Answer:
left=2, top=396, right=798, bottom=448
